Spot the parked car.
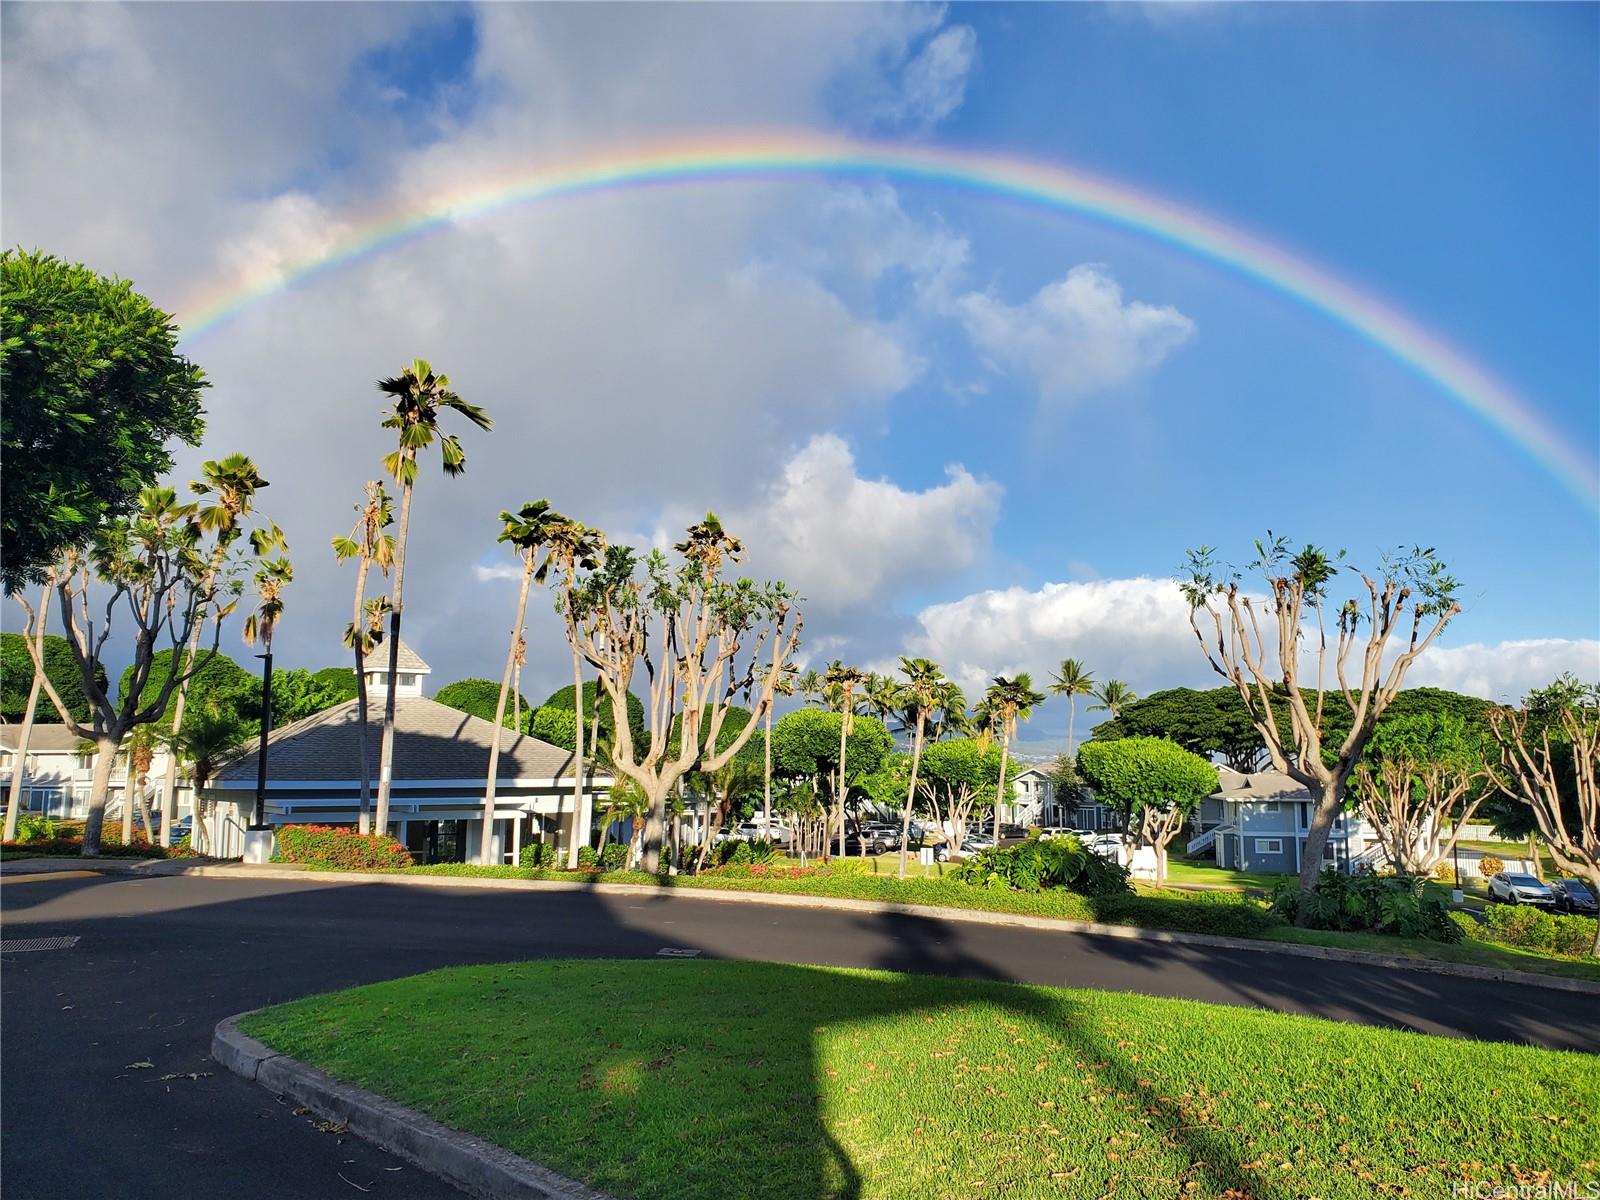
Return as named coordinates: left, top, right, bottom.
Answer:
left=960, top=833, right=996, bottom=855
left=1084, top=834, right=1128, bottom=865
left=1487, top=872, right=1556, bottom=907
left=1548, top=878, right=1598, bottom=916
left=1038, top=827, right=1087, bottom=842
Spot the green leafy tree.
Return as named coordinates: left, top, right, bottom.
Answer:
left=310, top=667, right=359, bottom=704
left=918, top=737, right=1004, bottom=852
left=1078, top=737, right=1218, bottom=885
left=2, top=631, right=103, bottom=722
left=1090, top=686, right=1266, bottom=771
left=0, top=249, right=207, bottom=591
left=895, top=657, right=947, bottom=878
left=436, top=679, right=530, bottom=729
left=1181, top=534, right=1460, bottom=896
left=1046, top=658, right=1095, bottom=756
left=542, top=517, right=605, bottom=868
left=755, top=660, right=799, bottom=838
left=530, top=682, right=647, bottom=751
left=269, top=669, right=351, bottom=727
left=370, top=359, right=491, bottom=836
left=822, top=662, right=871, bottom=856
left=1349, top=712, right=1491, bottom=876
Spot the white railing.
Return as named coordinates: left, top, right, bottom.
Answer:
left=1186, top=826, right=1222, bottom=855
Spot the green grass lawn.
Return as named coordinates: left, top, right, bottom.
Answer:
left=242, top=959, right=1598, bottom=1200
left=1159, top=859, right=1291, bottom=891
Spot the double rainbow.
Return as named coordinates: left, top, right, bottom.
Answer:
left=178, top=131, right=1598, bottom=511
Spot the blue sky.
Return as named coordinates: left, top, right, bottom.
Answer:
left=4, top=2, right=1596, bottom=747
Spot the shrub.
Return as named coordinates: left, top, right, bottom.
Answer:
left=600, top=841, right=630, bottom=871
left=275, top=825, right=413, bottom=870
left=518, top=841, right=563, bottom=868
left=1477, top=855, right=1505, bottom=879
left=15, top=813, right=57, bottom=843
left=1090, top=891, right=1281, bottom=937
left=1271, top=869, right=1461, bottom=942
left=952, top=835, right=1130, bottom=897
left=576, top=845, right=599, bottom=869
left=1432, top=860, right=1455, bottom=882
left=434, top=679, right=527, bottom=730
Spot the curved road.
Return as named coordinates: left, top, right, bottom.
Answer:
left=2, top=870, right=1595, bottom=1200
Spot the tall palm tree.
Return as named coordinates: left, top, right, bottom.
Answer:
left=600, top=775, right=651, bottom=870
left=372, top=360, right=491, bottom=836
left=895, top=657, right=944, bottom=879
left=1047, top=658, right=1096, bottom=758
left=928, top=681, right=970, bottom=742
left=156, top=455, right=270, bottom=846
left=984, top=674, right=1047, bottom=835
left=479, top=501, right=567, bottom=865
left=1088, top=679, right=1137, bottom=719
left=796, top=668, right=824, bottom=707
left=241, top=541, right=292, bottom=831
left=332, top=481, right=395, bottom=834
left=863, top=673, right=903, bottom=731
left=823, top=661, right=869, bottom=857
left=542, top=517, right=603, bottom=869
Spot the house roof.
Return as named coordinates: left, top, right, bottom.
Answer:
left=369, top=640, right=431, bottom=674
left=1212, top=768, right=1312, bottom=801
left=0, top=725, right=86, bottom=754
left=213, top=696, right=584, bottom=785
left=1010, top=765, right=1052, bottom=781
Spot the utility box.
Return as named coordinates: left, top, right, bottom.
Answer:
left=242, top=828, right=275, bottom=864
left=919, top=847, right=934, bottom=866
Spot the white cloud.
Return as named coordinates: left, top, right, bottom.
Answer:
left=722, top=434, right=1002, bottom=612
left=1409, top=639, right=1600, bottom=704
left=958, top=264, right=1196, bottom=401
left=886, top=24, right=979, bottom=128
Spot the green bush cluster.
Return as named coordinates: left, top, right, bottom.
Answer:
left=1468, top=904, right=1597, bottom=958
left=576, top=845, right=599, bottom=869
left=14, top=813, right=58, bottom=843
left=708, top=838, right=778, bottom=868
left=275, top=824, right=413, bottom=870
left=600, top=842, right=630, bottom=871
left=518, top=841, right=563, bottom=868
left=1271, top=869, right=1461, bottom=942
left=1089, top=890, right=1281, bottom=937
left=951, top=835, right=1130, bottom=896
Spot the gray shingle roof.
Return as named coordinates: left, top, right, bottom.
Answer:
left=0, top=725, right=86, bottom=753
left=215, top=696, right=582, bottom=784
left=1213, top=768, right=1311, bottom=801
left=371, top=640, right=430, bottom=674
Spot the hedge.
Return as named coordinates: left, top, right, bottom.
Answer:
left=275, top=825, right=413, bottom=870
left=433, top=679, right=527, bottom=730
left=1461, top=904, right=1598, bottom=959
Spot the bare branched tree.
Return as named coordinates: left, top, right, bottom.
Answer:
left=1180, top=535, right=1460, bottom=895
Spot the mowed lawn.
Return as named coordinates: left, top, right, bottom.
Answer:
left=242, top=960, right=1598, bottom=1200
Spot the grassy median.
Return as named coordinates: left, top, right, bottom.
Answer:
left=242, top=959, right=1597, bottom=1200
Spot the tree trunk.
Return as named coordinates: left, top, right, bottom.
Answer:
left=642, top=784, right=668, bottom=873
left=1067, top=697, right=1076, bottom=758
left=480, top=566, right=532, bottom=864
left=836, top=717, right=850, bottom=859
left=898, top=711, right=927, bottom=880
left=763, top=705, right=773, bottom=841
left=355, top=640, right=373, bottom=835
left=374, top=472, right=414, bottom=837
left=3, top=679, right=42, bottom=844
left=137, top=776, right=156, bottom=843
left=1295, top=778, right=1343, bottom=896
left=995, top=736, right=1012, bottom=839
left=157, top=618, right=206, bottom=849
left=80, top=734, right=121, bottom=857
left=566, top=651, right=587, bottom=869
left=120, top=750, right=137, bottom=844
left=1528, top=832, right=1543, bottom=880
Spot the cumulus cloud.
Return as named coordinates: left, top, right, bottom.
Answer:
left=957, top=265, right=1196, bottom=401
left=720, top=433, right=1002, bottom=612
left=885, top=24, right=979, bottom=128
left=1408, top=639, right=1600, bottom=704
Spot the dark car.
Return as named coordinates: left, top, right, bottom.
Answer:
left=1548, top=878, right=1598, bottom=916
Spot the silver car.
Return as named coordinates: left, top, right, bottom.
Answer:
left=1486, top=872, right=1555, bottom=907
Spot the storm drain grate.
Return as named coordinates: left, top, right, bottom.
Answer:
left=656, top=947, right=701, bottom=958
left=0, top=936, right=80, bottom=953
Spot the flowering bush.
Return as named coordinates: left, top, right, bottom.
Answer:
left=275, top=824, right=413, bottom=870
left=1477, top=855, right=1505, bottom=880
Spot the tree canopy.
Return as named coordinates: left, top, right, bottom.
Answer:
left=670, top=704, right=762, bottom=765
left=770, top=708, right=894, bottom=782
left=270, top=668, right=355, bottom=727
left=435, top=678, right=529, bottom=731
left=529, top=682, right=648, bottom=752
left=0, top=249, right=208, bottom=590
left=311, top=666, right=359, bottom=704
left=1077, top=737, right=1219, bottom=822
left=1, top=631, right=105, bottom=723
left=117, top=648, right=259, bottom=740
left=918, top=737, right=1004, bottom=801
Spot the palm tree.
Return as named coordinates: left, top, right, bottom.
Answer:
left=983, top=674, right=1047, bottom=835
left=1047, top=658, right=1096, bottom=758
left=796, top=668, right=824, bottom=706
left=156, top=454, right=270, bottom=846
left=478, top=501, right=567, bottom=865
left=241, top=541, right=293, bottom=828
left=541, top=516, right=602, bottom=869
left=928, top=681, right=970, bottom=742
left=371, top=360, right=491, bottom=836
left=1088, top=679, right=1137, bottom=719
left=600, top=775, right=651, bottom=869
left=823, top=661, right=870, bottom=857
left=162, top=703, right=246, bottom=854
left=895, top=657, right=944, bottom=878
left=332, top=481, right=395, bottom=835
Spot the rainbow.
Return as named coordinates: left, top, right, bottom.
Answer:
left=178, top=131, right=1598, bottom=510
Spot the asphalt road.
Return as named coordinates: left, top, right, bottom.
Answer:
left=3, top=871, right=1596, bottom=1200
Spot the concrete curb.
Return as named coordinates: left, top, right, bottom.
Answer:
left=213, top=1014, right=613, bottom=1200
left=0, top=855, right=183, bottom=876
left=178, top=862, right=1600, bottom=996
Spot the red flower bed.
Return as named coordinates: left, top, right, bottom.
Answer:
left=275, top=824, right=414, bottom=870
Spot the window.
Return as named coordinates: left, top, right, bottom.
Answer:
left=1261, top=801, right=1280, bottom=813
left=1254, top=838, right=1283, bottom=854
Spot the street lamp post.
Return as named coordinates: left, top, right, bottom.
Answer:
left=253, top=650, right=273, bottom=829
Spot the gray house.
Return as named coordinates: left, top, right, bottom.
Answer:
left=204, top=643, right=610, bottom=862
left=1188, top=767, right=1379, bottom=874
